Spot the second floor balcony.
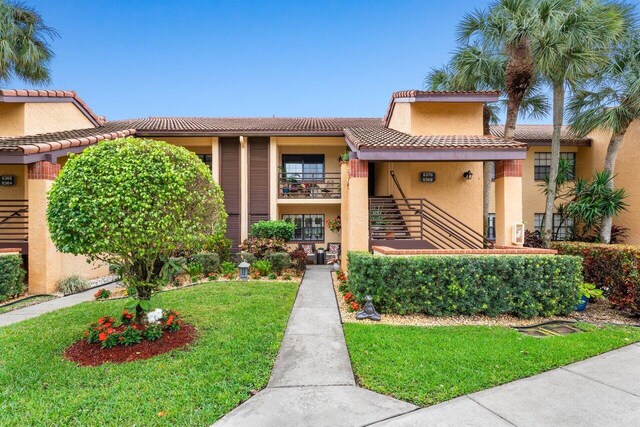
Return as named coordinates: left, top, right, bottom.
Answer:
left=279, top=172, right=341, bottom=199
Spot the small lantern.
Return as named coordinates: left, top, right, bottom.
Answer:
left=463, top=170, right=473, bottom=180
left=238, top=260, right=250, bottom=281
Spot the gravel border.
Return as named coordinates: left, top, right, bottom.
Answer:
left=332, top=272, right=640, bottom=328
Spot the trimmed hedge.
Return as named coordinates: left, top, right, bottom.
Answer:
left=191, top=252, right=220, bottom=274
left=553, top=242, right=640, bottom=315
left=347, top=252, right=582, bottom=318
left=0, top=254, right=26, bottom=302
left=267, top=252, right=291, bottom=275
left=250, top=220, right=295, bottom=241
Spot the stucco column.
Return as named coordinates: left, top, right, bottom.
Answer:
left=27, top=161, right=62, bottom=294
left=340, top=161, right=349, bottom=268
left=495, top=160, right=523, bottom=247
left=343, top=159, right=369, bottom=269
left=269, top=137, right=278, bottom=220
left=210, top=136, right=220, bottom=182
left=240, top=136, right=249, bottom=241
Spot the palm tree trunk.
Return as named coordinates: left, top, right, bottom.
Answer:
left=600, top=131, right=626, bottom=243
left=504, top=39, right=534, bottom=140
left=543, top=81, right=565, bottom=247
left=482, top=105, right=493, bottom=246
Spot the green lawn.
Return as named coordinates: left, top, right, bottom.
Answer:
left=0, top=281, right=298, bottom=426
left=344, top=322, right=640, bottom=407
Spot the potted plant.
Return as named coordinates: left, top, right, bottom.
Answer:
left=326, top=217, right=341, bottom=233
left=575, top=282, right=604, bottom=311
left=339, top=152, right=350, bottom=163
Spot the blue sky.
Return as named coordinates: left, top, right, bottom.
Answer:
left=26, top=0, right=508, bottom=121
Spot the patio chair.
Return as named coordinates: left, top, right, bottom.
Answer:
left=298, top=243, right=316, bottom=265
left=326, top=242, right=341, bottom=263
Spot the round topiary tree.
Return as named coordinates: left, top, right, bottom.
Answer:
left=47, top=137, right=227, bottom=319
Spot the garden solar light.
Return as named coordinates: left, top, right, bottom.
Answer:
left=238, top=260, right=250, bottom=281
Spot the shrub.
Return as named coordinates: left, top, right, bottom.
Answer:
left=191, top=253, right=220, bottom=275
left=267, top=252, right=291, bottom=275
left=184, top=262, right=203, bottom=283
left=201, top=234, right=232, bottom=262
left=241, top=237, right=287, bottom=259
left=289, top=248, right=308, bottom=273
left=238, top=251, right=256, bottom=265
left=253, top=260, right=273, bottom=276
left=347, top=252, right=582, bottom=318
left=94, top=289, right=111, bottom=300
left=47, top=137, right=227, bottom=321
left=268, top=273, right=277, bottom=280
left=162, top=257, right=187, bottom=282
left=524, top=229, right=545, bottom=248
left=143, top=324, right=163, bottom=341
left=250, top=220, right=295, bottom=241
left=57, top=275, right=89, bottom=295
left=553, top=242, right=640, bottom=315
left=220, top=261, right=237, bottom=277
left=0, top=254, right=26, bottom=301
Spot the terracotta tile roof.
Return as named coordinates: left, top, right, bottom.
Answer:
left=383, top=90, right=501, bottom=127
left=490, top=125, right=591, bottom=145
left=0, top=122, right=136, bottom=154
left=0, top=89, right=104, bottom=125
left=125, top=117, right=382, bottom=134
left=0, top=117, right=381, bottom=155
left=391, top=90, right=501, bottom=98
left=345, top=126, right=527, bottom=150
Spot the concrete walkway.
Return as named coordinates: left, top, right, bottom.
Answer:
left=214, top=266, right=417, bottom=426
left=0, top=282, right=120, bottom=327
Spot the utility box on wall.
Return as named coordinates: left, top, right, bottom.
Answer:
left=512, top=223, right=525, bottom=245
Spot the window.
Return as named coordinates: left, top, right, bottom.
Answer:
left=534, top=152, right=576, bottom=181
left=487, top=213, right=496, bottom=241
left=197, top=154, right=212, bottom=170
left=534, top=213, right=574, bottom=241
left=282, top=214, right=325, bottom=241
left=282, top=155, right=324, bottom=181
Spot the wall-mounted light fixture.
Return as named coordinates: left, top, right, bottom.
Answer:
left=463, top=170, right=473, bottom=180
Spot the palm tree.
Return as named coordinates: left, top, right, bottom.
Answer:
left=0, top=1, right=58, bottom=85
left=568, top=32, right=640, bottom=243
left=425, top=45, right=549, bottom=243
left=535, top=0, right=631, bottom=246
left=458, top=0, right=540, bottom=140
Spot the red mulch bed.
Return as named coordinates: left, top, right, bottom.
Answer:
left=64, top=324, right=197, bottom=367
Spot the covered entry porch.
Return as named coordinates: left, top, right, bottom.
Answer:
left=340, top=126, right=527, bottom=264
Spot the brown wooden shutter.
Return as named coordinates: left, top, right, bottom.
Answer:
left=248, top=137, right=270, bottom=229
left=219, top=137, right=241, bottom=251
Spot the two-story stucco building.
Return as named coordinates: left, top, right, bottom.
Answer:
left=1, top=88, right=638, bottom=294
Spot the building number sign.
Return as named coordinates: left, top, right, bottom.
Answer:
left=0, top=175, right=17, bottom=186
left=419, top=171, right=436, bottom=183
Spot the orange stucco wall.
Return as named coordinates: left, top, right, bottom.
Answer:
left=374, top=160, right=484, bottom=234
left=387, top=102, right=412, bottom=134
left=23, top=102, right=95, bottom=135
left=0, top=165, right=27, bottom=199
left=0, top=103, right=25, bottom=136
left=388, top=102, right=484, bottom=136
left=410, top=102, right=484, bottom=136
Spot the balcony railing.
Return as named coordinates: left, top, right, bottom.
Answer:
left=279, top=172, right=341, bottom=199
left=0, top=200, right=28, bottom=244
